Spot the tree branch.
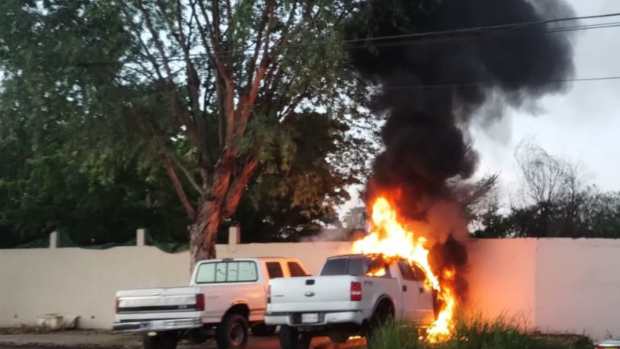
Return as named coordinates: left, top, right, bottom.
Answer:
left=136, top=3, right=174, bottom=83
left=169, top=151, right=204, bottom=195
left=139, top=114, right=198, bottom=220
left=246, top=2, right=270, bottom=90
left=162, top=152, right=197, bottom=220
left=222, top=152, right=259, bottom=219
left=196, top=0, right=234, bottom=148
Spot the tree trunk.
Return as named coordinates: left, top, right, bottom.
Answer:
left=189, top=201, right=221, bottom=267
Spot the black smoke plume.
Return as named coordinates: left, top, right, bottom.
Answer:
left=347, top=0, right=574, bottom=223
left=347, top=0, right=575, bottom=305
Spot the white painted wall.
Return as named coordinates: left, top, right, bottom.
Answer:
left=535, top=239, right=620, bottom=340
left=465, top=238, right=537, bottom=327
left=1, top=238, right=620, bottom=340
left=0, top=242, right=352, bottom=330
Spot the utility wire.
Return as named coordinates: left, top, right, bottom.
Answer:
left=202, top=12, right=620, bottom=55
left=382, top=76, right=620, bottom=90
left=67, top=12, right=620, bottom=66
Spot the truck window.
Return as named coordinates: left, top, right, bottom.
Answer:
left=348, top=258, right=371, bottom=276
left=320, top=258, right=348, bottom=276
left=287, top=262, right=308, bottom=277
left=411, top=263, right=427, bottom=282
left=397, top=261, right=416, bottom=281
left=266, top=262, right=284, bottom=279
left=196, top=261, right=258, bottom=283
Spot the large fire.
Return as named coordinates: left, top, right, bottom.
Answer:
left=351, top=196, right=457, bottom=342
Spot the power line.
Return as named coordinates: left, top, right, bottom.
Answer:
left=73, top=19, right=620, bottom=68
left=202, top=12, right=620, bottom=55
left=66, top=12, right=620, bottom=67
left=344, top=22, right=620, bottom=51
left=298, top=12, right=620, bottom=47
left=381, top=76, right=620, bottom=91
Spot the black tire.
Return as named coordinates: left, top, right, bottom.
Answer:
left=279, top=325, right=312, bottom=349
left=366, top=300, right=395, bottom=342
left=142, top=332, right=178, bottom=349
left=251, top=323, right=277, bottom=337
left=329, top=331, right=349, bottom=344
left=216, top=313, right=249, bottom=349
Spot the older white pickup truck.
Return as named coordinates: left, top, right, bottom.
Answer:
left=114, top=257, right=308, bottom=349
left=264, top=254, right=436, bottom=349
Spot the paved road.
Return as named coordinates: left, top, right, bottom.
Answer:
left=0, top=333, right=366, bottom=349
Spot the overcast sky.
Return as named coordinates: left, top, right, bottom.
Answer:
left=339, top=0, right=620, bottom=217
left=472, top=0, right=620, bottom=205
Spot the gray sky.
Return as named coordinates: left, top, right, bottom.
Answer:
left=472, top=0, right=620, bottom=206
left=339, top=0, right=620, bottom=217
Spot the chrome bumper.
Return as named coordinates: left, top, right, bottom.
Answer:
left=113, top=318, right=202, bottom=332
left=265, top=311, right=364, bottom=327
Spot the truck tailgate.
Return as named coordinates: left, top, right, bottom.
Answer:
left=269, top=276, right=358, bottom=313
left=116, top=286, right=202, bottom=324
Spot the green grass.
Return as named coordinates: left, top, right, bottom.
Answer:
left=367, top=318, right=592, bottom=349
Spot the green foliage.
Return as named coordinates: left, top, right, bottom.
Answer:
left=0, top=0, right=377, bottom=246
left=231, top=111, right=364, bottom=242
left=368, top=319, right=590, bottom=349
left=367, top=321, right=424, bottom=349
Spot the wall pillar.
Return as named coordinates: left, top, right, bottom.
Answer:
left=228, top=226, right=240, bottom=253
left=136, top=229, right=147, bottom=247
left=49, top=231, right=59, bottom=249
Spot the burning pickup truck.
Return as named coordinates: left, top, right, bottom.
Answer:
left=264, top=254, right=437, bottom=349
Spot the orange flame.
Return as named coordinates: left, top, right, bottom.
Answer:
left=351, top=196, right=457, bottom=342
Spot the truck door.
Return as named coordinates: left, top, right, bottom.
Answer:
left=411, top=263, right=435, bottom=323
left=396, top=260, right=420, bottom=321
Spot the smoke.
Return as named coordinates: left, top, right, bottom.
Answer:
left=347, top=0, right=575, bottom=234
left=430, top=234, right=469, bottom=304
left=347, top=0, right=575, bottom=305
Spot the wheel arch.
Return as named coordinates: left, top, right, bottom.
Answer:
left=224, top=302, right=250, bottom=321
left=372, top=294, right=395, bottom=316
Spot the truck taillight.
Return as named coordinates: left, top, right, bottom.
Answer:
left=267, top=285, right=271, bottom=303
left=115, top=298, right=120, bottom=314
left=351, top=282, right=362, bottom=301
left=195, top=294, right=205, bottom=311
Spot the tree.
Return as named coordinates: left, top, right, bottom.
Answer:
left=0, top=0, right=371, bottom=264
left=0, top=78, right=188, bottom=247
left=471, top=143, right=620, bottom=239
left=342, top=206, right=366, bottom=230
left=512, top=142, right=596, bottom=237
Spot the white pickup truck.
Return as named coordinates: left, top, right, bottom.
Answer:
left=264, top=254, right=436, bottom=349
left=114, top=257, right=308, bottom=349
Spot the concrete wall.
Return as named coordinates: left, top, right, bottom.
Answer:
left=0, top=241, right=352, bottom=330
left=465, top=239, right=537, bottom=327
left=535, top=239, right=620, bottom=340
left=1, top=237, right=620, bottom=340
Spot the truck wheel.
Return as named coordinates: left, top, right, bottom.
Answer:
left=251, top=323, right=277, bottom=337
left=329, top=331, right=349, bottom=344
left=142, top=332, right=177, bottom=349
left=216, top=313, right=249, bottom=349
left=365, top=299, right=395, bottom=342
left=279, top=326, right=311, bottom=349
